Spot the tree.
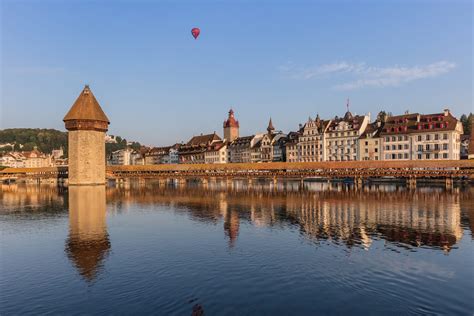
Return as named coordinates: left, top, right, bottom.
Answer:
left=460, top=113, right=472, bottom=135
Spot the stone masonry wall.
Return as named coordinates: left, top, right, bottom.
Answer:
left=68, top=130, right=106, bottom=185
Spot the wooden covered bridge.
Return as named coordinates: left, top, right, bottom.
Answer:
left=1, top=160, right=473, bottom=187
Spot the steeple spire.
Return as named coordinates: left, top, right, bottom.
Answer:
left=267, top=117, right=275, bottom=133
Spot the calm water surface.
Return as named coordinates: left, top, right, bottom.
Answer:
left=1, top=181, right=473, bottom=315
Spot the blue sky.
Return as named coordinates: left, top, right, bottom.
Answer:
left=1, top=0, right=472, bottom=146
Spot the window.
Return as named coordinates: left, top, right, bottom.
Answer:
left=398, top=144, right=402, bottom=150
left=398, top=136, right=403, bottom=141
left=385, top=137, right=390, bottom=142
left=426, top=153, right=430, bottom=159
left=365, top=148, right=368, bottom=153
left=392, top=145, right=396, bottom=150
left=443, top=153, right=448, bottom=159
left=426, top=134, right=431, bottom=141
left=404, top=136, right=408, bottom=141
left=417, top=135, right=422, bottom=141
left=443, top=143, right=448, bottom=150
left=398, top=153, right=403, bottom=159
left=392, top=136, right=396, bottom=141
left=385, top=145, right=390, bottom=150
left=434, top=144, right=439, bottom=150
left=404, top=144, right=409, bottom=150
left=375, top=140, right=378, bottom=145
left=418, top=154, right=422, bottom=160
left=434, top=153, right=439, bottom=159
left=426, top=144, right=430, bottom=150
left=404, top=153, right=408, bottom=159
left=443, top=133, right=448, bottom=140
left=375, top=157, right=379, bottom=160
left=435, top=134, right=439, bottom=140
left=375, top=148, right=378, bottom=153
left=418, top=145, right=423, bottom=151
left=392, top=154, right=396, bottom=159
left=365, top=141, right=368, bottom=146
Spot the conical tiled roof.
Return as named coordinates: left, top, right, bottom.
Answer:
left=64, top=85, right=109, bottom=123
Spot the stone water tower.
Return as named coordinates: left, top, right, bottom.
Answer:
left=64, top=85, right=110, bottom=185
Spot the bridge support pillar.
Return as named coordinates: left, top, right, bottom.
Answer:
left=445, top=177, right=453, bottom=190
left=407, top=177, right=417, bottom=190
left=355, top=177, right=363, bottom=189
left=298, top=178, right=305, bottom=191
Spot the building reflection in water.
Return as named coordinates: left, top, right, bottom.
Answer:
left=65, top=185, right=110, bottom=282
left=107, top=180, right=473, bottom=252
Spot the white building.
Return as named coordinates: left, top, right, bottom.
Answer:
left=204, top=141, right=228, bottom=164
left=324, top=110, right=370, bottom=161
left=381, top=109, right=463, bottom=160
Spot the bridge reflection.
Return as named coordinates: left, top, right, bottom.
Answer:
left=107, top=182, right=473, bottom=252
left=1, top=182, right=473, bottom=284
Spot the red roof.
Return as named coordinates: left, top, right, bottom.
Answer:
left=223, top=109, right=239, bottom=128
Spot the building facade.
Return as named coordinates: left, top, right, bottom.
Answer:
left=381, top=109, right=463, bottom=161
left=324, top=111, right=369, bottom=161
left=358, top=121, right=383, bottom=161
left=228, top=136, right=254, bottom=163
left=298, top=115, right=328, bottom=162
left=204, top=141, right=228, bottom=164
left=178, top=133, right=222, bottom=164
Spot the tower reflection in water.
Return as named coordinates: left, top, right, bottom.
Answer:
left=65, top=186, right=110, bottom=282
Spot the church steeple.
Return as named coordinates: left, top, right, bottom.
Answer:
left=267, top=117, right=275, bottom=134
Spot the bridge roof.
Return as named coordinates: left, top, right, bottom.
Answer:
left=63, top=85, right=110, bottom=123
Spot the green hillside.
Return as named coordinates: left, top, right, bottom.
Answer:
left=0, top=128, right=141, bottom=157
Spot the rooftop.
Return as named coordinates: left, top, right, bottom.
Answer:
left=63, top=85, right=110, bottom=123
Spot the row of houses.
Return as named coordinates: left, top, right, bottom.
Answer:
left=0, top=147, right=67, bottom=168
left=108, top=107, right=472, bottom=166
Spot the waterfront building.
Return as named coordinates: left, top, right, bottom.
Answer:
left=285, top=131, right=302, bottom=162
left=324, top=109, right=370, bottom=161
left=22, top=148, right=52, bottom=168
left=260, top=118, right=287, bottom=162
left=381, top=109, right=463, bottom=160
left=178, top=132, right=222, bottom=164
left=469, top=116, right=474, bottom=159
left=223, top=109, right=240, bottom=142
left=51, top=147, right=64, bottom=159
left=460, top=135, right=469, bottom=159
left=298, top=115, right=329, bottom=162
left=144, top=144, right=180, bottom=164
left=204, top=141, right=228, bottom=164
left=0, top=152, right=25, bottom=168
left=358, top=121, right=383, bottom=161
left=109, top=148, right=134, bottom=165
left=228, top=135, right=254, bottom=163
left=63, top=85, right=110, bottom=185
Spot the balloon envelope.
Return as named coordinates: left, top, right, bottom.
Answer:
left=191, top=28, right=200, bottom=39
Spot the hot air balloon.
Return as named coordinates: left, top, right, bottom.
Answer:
left=191, top=27, right=200, bottom=39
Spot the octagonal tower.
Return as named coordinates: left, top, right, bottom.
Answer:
left=64, top=85, right=110, bottom=185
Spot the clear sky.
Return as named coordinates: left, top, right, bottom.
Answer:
left=1, top=0, right=472, bottom=146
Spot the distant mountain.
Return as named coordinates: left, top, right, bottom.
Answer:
left=0, top=128, right=141, bottom=157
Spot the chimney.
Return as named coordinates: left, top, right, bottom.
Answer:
left=443, top=109, right=449, bottom=116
